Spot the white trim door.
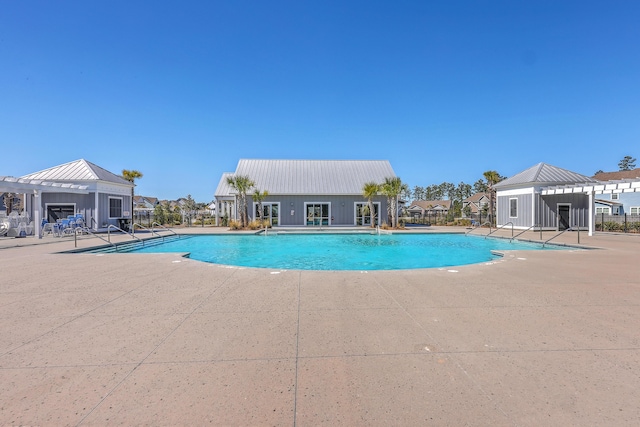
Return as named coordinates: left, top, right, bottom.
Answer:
left=557, top=203, right=571, bottom=231
left=304, top=202, right=331, bottom=226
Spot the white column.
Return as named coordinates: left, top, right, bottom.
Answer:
left=588, top=191, right=594, bottom=236
left=94, top=191, right=99, bottom=230
left=34, top=190, right=41, bottom=239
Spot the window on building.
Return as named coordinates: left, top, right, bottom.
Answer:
left=612, top=193, right=619, bottom=200
left=109, top=197, right=123, bottom=218
left=630, top=207, right=640, bottom=215
left=509, top=198, right=517, bottom=218
left=595, top=207, right=611, bottom=214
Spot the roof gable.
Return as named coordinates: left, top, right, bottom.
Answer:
left=21, top=159, right=131, bottom=186
left=495, top=163, right=596, bottom=189
left=409, top=200, right=452, bottom=210
left=463, top=192, right=489, bottom=203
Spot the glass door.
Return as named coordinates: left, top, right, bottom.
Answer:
left=355, top=203, right=379, bottom=226
left=256, top=203, right=279, bottom=226
left=306, top=203, right=329, bottom=226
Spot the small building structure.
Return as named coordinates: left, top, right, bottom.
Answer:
left=462, top=193, right=489, bottom=218
left=133, top=196, right=159, bottom=224
left=214, top=159, right=396, bottom=227
left=2, top=159, right=134, bottom=237
left=494, top=163, right=597, bottom=231
left=495, top=162, right=640, bottom=235
left=406, top=200, right=451, bottom=221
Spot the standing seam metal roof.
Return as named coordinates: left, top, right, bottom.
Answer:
left=494, top=163, right=597, bottom=189
left=21, top=159, right=131, bottom=186
left=218, top=159, right=396, bottom=196
left=214, top=173, right=235, bottom=197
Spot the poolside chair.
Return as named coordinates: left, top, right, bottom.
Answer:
left=0, top=218, right=9, bottom=237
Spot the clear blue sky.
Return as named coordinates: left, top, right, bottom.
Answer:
left=2, top=1, right=639, bottom=202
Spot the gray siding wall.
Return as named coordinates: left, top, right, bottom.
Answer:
left=41, top=192, right=96, bottom=225
left=497, top=194, right=533, bottom=227
left=539, top=194, right=590, bottom=229
left=248, top=195, right=389, bottom=226
left=98, top=193, right=131, bottom=227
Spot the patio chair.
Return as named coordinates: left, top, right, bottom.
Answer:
left=59, top=219, right=74, bottom=236
left=0, top=218, right=9, bottom=236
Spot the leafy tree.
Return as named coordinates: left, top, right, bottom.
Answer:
left=425, top=184, right=441, bottom=201
left=252, top=189, right=269, bottom=221
left=122, top=169, right=143, bottom=229
left=483, top=170, right=504, bottom=225
left=183, top=194, right=197, bottom=226
left=226, top=174, right=255, bottom=228
left=382, top=177, right=403, bottom=228
left=412, top=186, right=425, bottom=201
left=473, top=179, right=488, bottom=194
left=619, top=155, right=637, bottom=171
left=400, top=183, right=411, bottom=202
left=594, top=169, right=604, bottom=175
left=362, top=182, right=380, bottom=227
left=153, top=204, right=166, bottom=225
left=438, top=182, right=456, bottom=200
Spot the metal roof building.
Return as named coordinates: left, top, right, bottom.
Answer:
left=214, top=159, right=397, bottom=227
left=22, top=159, right=131, bottom=186
left=2, top=159, right=133, bottom=238
left=495, top=162, right=640, bottom=236
left=216, top=159, right=396, bottom=196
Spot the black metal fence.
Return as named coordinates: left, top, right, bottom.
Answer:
left=404, top=212, right=490, bottom=226
left=595, top=213, right=640, bottom=233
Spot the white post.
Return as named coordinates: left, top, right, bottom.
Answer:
left=588, top=191, right=594, bottom=236
left=94, top=191, right=99, bottom=231
left=34, top=190, right=41, bottom=239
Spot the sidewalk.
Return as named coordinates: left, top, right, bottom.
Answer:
left=1, top=227, right=639, bottom=425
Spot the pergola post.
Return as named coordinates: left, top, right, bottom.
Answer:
left=34, top=190, right=42, bottom=238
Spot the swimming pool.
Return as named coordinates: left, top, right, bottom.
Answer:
left=103, top=233, right=561, bottom=270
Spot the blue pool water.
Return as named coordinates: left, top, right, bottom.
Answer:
left=114, top=233, right=560, bottom=270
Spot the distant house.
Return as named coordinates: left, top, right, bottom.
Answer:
left=214, top=159, right=397, bottom=226
left=406, top=200, right=451, bottom=220
left=494, top=163, right=597, bottom=231
left=462, top=193, right=490, bottom=218
left=133, top=196, right=159, bottom=222
left=592, top=169, right=640, bottom=216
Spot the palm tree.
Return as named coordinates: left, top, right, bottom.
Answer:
left=252, top=189, right=269, bottom=221
left=382, top=177, right=403, bottom=228
left=226, top=174, right=255, bottom=228
left=483, top=170, right=501, bottom=226
left=362, top=182, right=380, bottom=227
left=122, top=169, right=143, bottom=230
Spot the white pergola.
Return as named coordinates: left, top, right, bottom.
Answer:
left=540, top=179, right=640, bottom=236
left=1, top=176, right=89, bottom=238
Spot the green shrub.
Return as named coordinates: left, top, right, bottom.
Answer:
left=603, top=221, right=621, bottom=231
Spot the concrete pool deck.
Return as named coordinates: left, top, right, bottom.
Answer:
left=1, top=227, right=639, bottom=426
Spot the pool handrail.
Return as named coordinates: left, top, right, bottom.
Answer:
left=543, top=226, right=580, bottom=248
left=465, top=221, right=492, bottom=236
left=73, top=226, right=115, bottom=249
left=485, top=222, right=513, bottom=239
left=510, top=224, right=542, bottom=243
left=151, top=222, right=179, bottom=238
left=132, top=223, right=164, bottom=240
left=107, top=224, right=143, bottom=245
